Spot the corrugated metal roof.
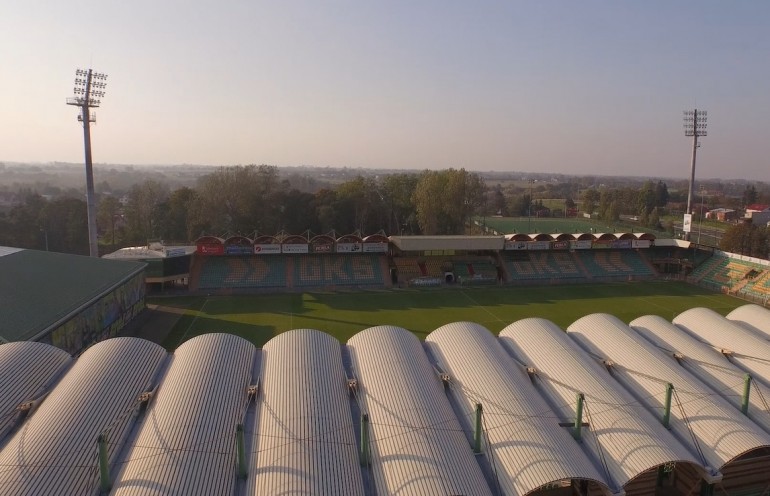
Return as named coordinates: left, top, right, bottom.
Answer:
left=250, top=329, right=364, bottom=496
left=631, top=314, right=770, bottom=435
left=389, top=235, right=505, bottom=251
left=425, top=322, right=611, bottom=496
left=567, top=314, right=770, bottom=474
left=500, top=318, right=703, bottom=491
left=347, top=325, right=491, bottom=496
left=727, top=304, right=770, bottom=340
left=111, top=333, right=255, bottom=496
left=0, top=337, right=166, bottom=496
left=0, top=249, right=146, bottom=343
left=0, top=342, right=71, bottom=442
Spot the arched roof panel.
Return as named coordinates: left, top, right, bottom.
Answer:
left=500, top=318, right=703, bottom=490
left=567, top=314, right=770, bottom=473
left=250, top=330, right=364, bottom=495
left=112, top=333, right=255, bottom=496
left=425, top=322, right=611, bottom=496
left=347, top=326, right=491, bottom=496
left=631, top=314, right=770, bottom=435
left=0, top=338, right=167, bottom=496
left=0, top=342, right=71, bottom=442
left=727, top=304, right=770, bottom=340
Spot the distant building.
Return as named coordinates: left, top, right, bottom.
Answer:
left=705, top=208, right=738, bottom=222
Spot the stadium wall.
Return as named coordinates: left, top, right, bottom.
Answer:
left=38, top=272, right=146, bottom=355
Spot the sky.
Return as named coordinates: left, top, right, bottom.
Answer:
left=2, top=1, right=769, bottom=180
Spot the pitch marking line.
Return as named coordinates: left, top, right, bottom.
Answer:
left=460, top=290, right=506, bottom=324
left=178, top=296, right=210, bottom=345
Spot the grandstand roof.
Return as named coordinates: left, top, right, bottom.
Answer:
left=567, top=314, right=770, bottom=475
left=728, top=304, right=770, bottom=339
left=103, top=245, right=196, bottom=259
left=112, top=334, right=254, bottom=495
left=0, top=337, right=166, bottom=495
left=500, top=318, right=704, bottom=491
left=631, top=314, right=770, bottom=434
left=0, top=247, right=146, bottom=343
left=348, top=326, right=491, bottom=496
left=425, top=322, right=610, bottom=496
left=251, top=330, right=364, bottom=495
left=3, top=310, right=770, bottom=494
left=389, top=235, right=504, bottom=251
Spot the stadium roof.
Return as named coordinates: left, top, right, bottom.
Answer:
left=631, top=314, right=770, bottom=435
left=2, top=306, right=770, bottom=495
left=727, top=304, right=770, bottom=339
left=567, top=314, right=770, bottom=475
left=0, top=247, right=146, bottom=343
left=389, top=235, right=505, bottom=251
left=500, top=318, right=704, bottom=491
left=425, top=322, right=611, bottom=496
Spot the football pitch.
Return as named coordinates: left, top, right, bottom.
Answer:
left=148, top=281, right=744, bottom=350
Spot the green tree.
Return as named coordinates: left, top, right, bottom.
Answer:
left=719, top=223, right=768, bottom=258
left=581, top=189, right=599, bottom=216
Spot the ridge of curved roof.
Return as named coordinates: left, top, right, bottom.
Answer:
left=567, top=313, right=770, bottom=473
left=631, top=314, right=770, bottom=436
left=726, top=304, right=770, bottom=340
left=500, top=318, right=704, bottom=490
left=251, top=329, right=364, bottom=495
left=426, top=321, right=611, bottom=496
left=348, top=325, right=492, bottom=496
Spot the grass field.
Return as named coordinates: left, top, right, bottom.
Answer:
left=148, top=281, right=744, bottom=350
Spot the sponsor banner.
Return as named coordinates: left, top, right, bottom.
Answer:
left=312, top=243, right=333, bottom=253
left=632, top=240, right=651, bottom=249
left=504, top=241, right=528, bottom=250
left=527, top=241, right=551, bottom=250
left=592, top=240, right=612, bottom=249
left=225, top=245, right=253, bottom=255
left=336, top=242, right=362, bottom=253
left=254, top=244, right=281, bottom=255
left=362, top=243, right=388, bottom=253
left=611, top=240, right=632, bottom=249
left=570, top=240, right=593, bottom=250
left=552, top=240, right=569, bottom=250
left=165, top=248, right=185, bottom=257
left=683, top=213, right=692, bottom=233
left=282, top=243, right=309, bottom=254
left=197, top=243, right=224, bottom=255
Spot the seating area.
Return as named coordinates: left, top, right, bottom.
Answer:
left=576, top=251, right=655, bottom=279
left=198, top=256, right=287, bottom=289
left=740, top=270, right=770, bottom=300
left=503, top=252, right=583, bottom=281
left=690, top=256, right=761, bottom=290
left=394, top=257, right=423, bottom=284
left=292, top=255, right=385, bottom=287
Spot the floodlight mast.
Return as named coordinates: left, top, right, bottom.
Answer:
left=67, top=68, right=107, bottom=257
left=683, top=109, right=707, bottom=241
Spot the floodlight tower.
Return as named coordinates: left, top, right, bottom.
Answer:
left=683, top=109, right=707, bottom=241
left=67, top=69, right=108, bottom=257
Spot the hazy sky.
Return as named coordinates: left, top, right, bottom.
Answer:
left=2, top=1, right=769, bottom=180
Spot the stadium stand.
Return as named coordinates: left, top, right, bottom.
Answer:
left=198, top=255, right=287, bottom=289
left=393, top=257, right=423, bottom=284
left=690, top=256, right=768, bottom=294
left=575, top=250, right=655, bottom=280
left=502, top=251, right=584, bottom=281
left=292, top=255, right=385, bottom=288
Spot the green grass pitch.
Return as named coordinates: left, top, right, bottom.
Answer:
left=149, top=281, right=745, bottom=350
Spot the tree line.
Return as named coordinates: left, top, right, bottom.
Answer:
left=1, top=165, right=767, bottom=260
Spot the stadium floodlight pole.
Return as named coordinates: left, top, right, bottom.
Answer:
left=697, top=185, right=705, bottom=246
left=683, top=109, right=707, bottom=241
left=528, top=179, right=534, bottom=233
left=67, top=68, right=108, bottom=257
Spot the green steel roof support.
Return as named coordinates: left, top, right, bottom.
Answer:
left=573, top=393, right=585, bottom=441
left=98, top=433, right=111, bottom=493
left=473, top=403, right=483, bottom=454
left=236, top=423, right=248, bottom=479
left=663, top=383, right=674, bottom=429
left=360, top=413, right=370, bottom=466
left=741, top=374, right=752, bottom=415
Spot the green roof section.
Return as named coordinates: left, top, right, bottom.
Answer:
left=0, top=248, right=145, bottom=343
